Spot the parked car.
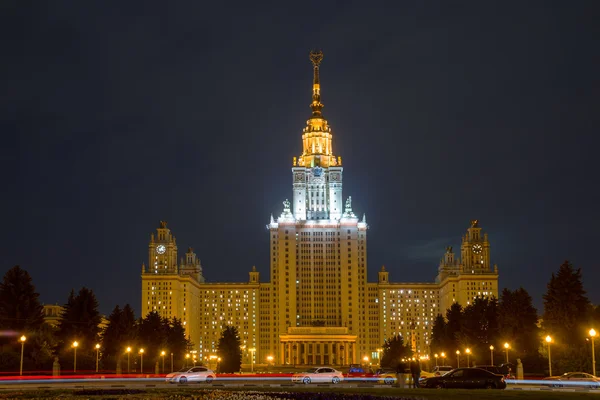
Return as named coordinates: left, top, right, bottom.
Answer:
left=165, top=366, right=216, bottom=384
left=292, top=367, right=344, bottom=384
left=431, top=365, right=454, bottom=376
left=374, top=368, right=397, bottom=385
left=345, top=365, right=375, bottom=382
left=543, top=372, right=600, bottom=388
left=421, top=367, right=506, bottom=389
left=475, top=365, right=515, bottom=379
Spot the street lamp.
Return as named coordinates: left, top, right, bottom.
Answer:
left=249, top=348, right=256, bottom=372
left=95, top=344, right=100, bottom=372
left=363, top=355, right=369, bottom=366
left=185, top=353, right=190, bottom=367
left=377, top=348, right=382, bottom=366
left=19, top=335, right=26, bottom=376
left=72, top=341, right=79, bottom=373
left=456, top=350, right=460, bottom=368
left=441, top=352, right=446, bottom=366
left=590, top=329, right=597, bottom=376
left=434, top=354, right=438, bottom=367
left=170, top=352, right=174, bottom=373
left=139, top=348, right=144, bottom=374
left=267, top=355, right=274, bottom=366
left=161, top=351, right=166, bottom=374
left=545, top=335, right=552, bottom=377
left=465, top=348, right=471, bottom=367
left=489, top=345, right=494, bottom=365
left=193, top=354, right=197, bottom=366
left=126, top=347, right=131, bottom=374
left=504, top=343, right=510, bottom=364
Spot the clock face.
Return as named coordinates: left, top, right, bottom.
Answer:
left=473, top=244, right=482, bottom=254
left=156, top=245, right=166, bottom=254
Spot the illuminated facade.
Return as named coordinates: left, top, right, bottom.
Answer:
left=141, top=52, right=499, bottom=366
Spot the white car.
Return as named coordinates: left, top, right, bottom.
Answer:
left=165, top=366, right=216, bottom=384
left=292, top=367, right=344, bottom=384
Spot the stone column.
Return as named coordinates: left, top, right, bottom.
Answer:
left=351, top=342, right=356, bottom=364
left=280, top=342, right=285, bottom=366
left=287, top=342, right=292, bottom=365
left=344, top=342, right=349, bottom=366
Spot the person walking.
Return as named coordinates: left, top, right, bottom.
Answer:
left=410, top=359, right=421, bottom=388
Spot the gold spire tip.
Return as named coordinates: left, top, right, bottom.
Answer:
left=309, top=50, right=324, bottom=67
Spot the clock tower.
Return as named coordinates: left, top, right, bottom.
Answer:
left=148, top=220, right=178, bottom=274
left=292, top=50, right=343, bottom=221
left=461, top=219, right=491, bottom=273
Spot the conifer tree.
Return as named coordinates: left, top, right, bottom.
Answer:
left=0, top=266, right=44, bottom=331
left=216, top=326, right=241, bottom=373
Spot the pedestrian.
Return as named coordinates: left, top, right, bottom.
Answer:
left=410, top=359, right=421, bottom=388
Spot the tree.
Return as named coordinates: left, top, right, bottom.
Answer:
left=543, top=261, right=591, bottom=346
left=0, top=266, right=44, bottom=332
left=137, top=311, right=168, bottom=363
left=165, top=317, right=188, bottom=363
left=459, top=297, right=499, bottom=363
left=498, top=288, right=539, bottom=357
left=55, top=287, right=102, bottom=370
left=430, top=314, right=452, bottom=356
left=216, top=326, right=241, bottom=373
left=445, top=302, right=463, bottom=364
left=380, top=335, right=412, bottom=370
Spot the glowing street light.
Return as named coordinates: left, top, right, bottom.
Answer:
left=489, top=345, right=494, bottom=365
left=72, top=341, right=79, bottom=373
left=456, top=350, right=460, bottom=368
left=441, top=351, right=446, bottom=364
left=185, top=353, right=190, bottom=367
left=19, top=335, right=26, bottom=376
left=363, top=355, right=369, bottom=366
left=139, top=348, right=144, bottom=374
left=590, top=329, right=597, bottom=376
left=434, top=353, right=439, bottom=367
left=504, top=343, right=510, bottom=364
left=95, top=344, right=100, bottom=372
left=465, top=348, right=471, bottom=367
left=170, top=352, right=174, bottom=373
left=267, top=355, right=274, bottom=365
left=126, top=347, right=131, bottom=374
left=545, top=335, right=552, bottom=377
left=161, top=351, right=166, bottom=374
left=377, top=348, right=383, bottom=366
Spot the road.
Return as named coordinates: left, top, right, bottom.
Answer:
left=0, top=377, right=599, bottom=393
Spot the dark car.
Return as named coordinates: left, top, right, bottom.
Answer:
left=475, top=365, right=515, bottom=379
left=422, top=367, right=506, bottom=389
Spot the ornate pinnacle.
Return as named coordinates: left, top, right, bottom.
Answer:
left=309, top=50, right=324, bottom=67
left=309, top=50, right=324, bottom=117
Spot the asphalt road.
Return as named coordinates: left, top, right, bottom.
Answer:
left=0, top=377, right=599, bottom=393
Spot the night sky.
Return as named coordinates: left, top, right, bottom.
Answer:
left=2, top=1, right=599, bottom=316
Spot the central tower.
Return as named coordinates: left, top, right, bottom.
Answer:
left=266, top=51, right=368, bottom=365
left=292, top=50, right=343, bottom=220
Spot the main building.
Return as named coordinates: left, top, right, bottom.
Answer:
left=141, top=51, right=499, bottom=367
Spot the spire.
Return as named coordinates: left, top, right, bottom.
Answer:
left=309, top=50, right=324, bottom=118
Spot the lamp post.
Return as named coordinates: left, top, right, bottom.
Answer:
left=249, top=348, right=256, bottom=372
left=490, top=345, right=494, bottom=365
left=363, top=355, right=369, bottom=366
left=139, top=348, right=144, bottom=374
left=340, top=345, right=344, bottom=366
left=377, top=348, right=382, bottom=367
left=434, top=354, right=438, bottom=367
left=72, top=341, right=79, bottom=373
left=504, top=343, right=510, bottom=364
left=19, top=335, right=26, bottom=376
left=545, top=335, right=552, bottom=377
left=95, top=344, right=100, bottom=372
left=170, top=352, right=173, bottom=373
left=456, top=350, right=460, bottom=368
left=161, top=351, right=166, bottom=374
left=441, top=352, right=446, bottom=366
left=185, top=353, right=190, bottom=367
left=590, top=329, right=597, bottom=376
left=193, top=354, right=197, bottom=367
left=267, top=355, right=273, bottom=370
left=126, top=347, right=131, bottom=374
left=465, top=348, right=471, bottom=368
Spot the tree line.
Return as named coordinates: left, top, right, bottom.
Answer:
left=0, top=266, right=190, bottom=373
left=426, top=261, right=600, bottom=375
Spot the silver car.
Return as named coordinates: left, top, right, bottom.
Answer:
left=165, top=366, right=216, bottom=384
left=292, top=367, right=344, bottom=384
